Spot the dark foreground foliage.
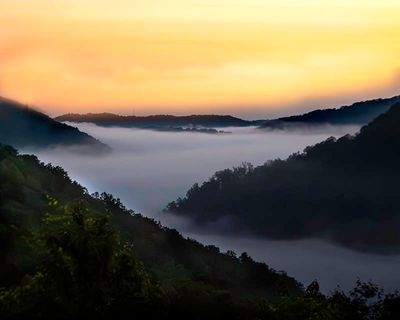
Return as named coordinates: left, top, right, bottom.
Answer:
left=1, top=199, right=400, bottom=319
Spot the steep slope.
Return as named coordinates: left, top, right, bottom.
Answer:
left=55, top=113, right=261, bottom=128
left=0, top=97, right=109, bottom=152
left=0, top=144, right=301, bottom=297
left=166, top=102, right=400, bottom=252
left=259, top=95, right=400, bottom=129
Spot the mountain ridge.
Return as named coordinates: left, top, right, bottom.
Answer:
left=55, top=112, right=261, bottom=128
left=0, top=97, right=109, bottom=153
left=259, top=95, right=400, bottom=129
left=55, top=95, right=400, bottom=131
left=0, top=143, right=301, bottom=299
left=166, top=102, right=400, bottom=252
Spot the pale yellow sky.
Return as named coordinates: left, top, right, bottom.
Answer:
left=1, top=0, right=400, bottom=117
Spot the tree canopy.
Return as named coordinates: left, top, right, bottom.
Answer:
left=167, top=103, right=400, bottom=252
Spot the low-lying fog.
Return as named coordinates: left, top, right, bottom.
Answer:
left=27, top=123, right=400, bottom=292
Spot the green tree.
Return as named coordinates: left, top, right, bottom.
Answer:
left=0, top=200, right=158, bottom=318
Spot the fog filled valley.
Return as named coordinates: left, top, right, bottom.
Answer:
left=22, top=122, right=400, bottom=293
left=5, top=1, right=400, bottom=316
left=32, top=124, right=359, bottom=215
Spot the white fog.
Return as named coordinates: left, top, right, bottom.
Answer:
left=24, top=123, right=400, bottom=293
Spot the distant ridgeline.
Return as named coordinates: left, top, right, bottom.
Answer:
left=55, top=112, right=263, bottom=129
left=259, top=95, right=400, bottom=129
left=166, top=102, right=400, bottom=253
left=56, top=95, right=400, bottom=132
left=0, top=97, right=109, bottom=153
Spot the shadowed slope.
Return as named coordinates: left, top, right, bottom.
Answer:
left=0, top=144, right=301, bottom=298
left=166, top=102, right=400, bottom=252
left=260, top=96, right=400, bottom=130
left=0, top=97, right=109, bottom=153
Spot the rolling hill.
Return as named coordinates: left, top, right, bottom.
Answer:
left=166, top=102, right=400, bottom=252
left=0, top=143, right=302, bottom=317
left=2, top=110, right=400, bottom=318
left=259, top=95, right=400, bottom=130
left=55, top=113, right=261, bottom=129
left=0, top=97, right=109, bottom=152
left=57, top=96, right=400, bottom=133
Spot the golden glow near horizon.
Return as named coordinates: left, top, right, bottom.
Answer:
left=1, top=0, right=400, bottom=116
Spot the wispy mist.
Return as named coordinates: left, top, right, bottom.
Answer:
left=24, top=123, right=400, bottom=292
left=187, top=234, right=400, bottom=293
left=30, top=123, right=358, bottom=215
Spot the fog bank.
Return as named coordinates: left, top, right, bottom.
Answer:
left=186, top=234, right=400, bottom=293
left=25, top=123, right=400, bottom=292
left=32, top=123, right=358, bottom=215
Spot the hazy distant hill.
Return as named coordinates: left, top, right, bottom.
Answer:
left=259, top=96, right=400, bottom=129
left=57, top=96, right=400, bottom=132
left=55, top=113, right=262, bottom=129
left=166, top=102, right=400, bottom=252
left=0, top=97, right=109, bottom=152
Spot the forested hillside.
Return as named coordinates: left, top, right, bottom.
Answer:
left=167, top=102, right=400, bottom=252
left=2, top=145, right=400, bottom=318
left=55, top=113, right=260, bottom=128
left=0, top=97, right=109, bottom=152
left=260, top=96, right=400, bottom=129
left=0, top=144, right=301, bottom=318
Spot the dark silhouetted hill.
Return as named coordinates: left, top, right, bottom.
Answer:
left=56, top=112, right=262, bottom=129
left=166, top=102, right=400, bottom=253
left=0, top=97, right=109, bottom=152
left=259, top=96, right=400, bottom=129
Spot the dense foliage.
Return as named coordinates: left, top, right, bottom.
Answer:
left=0, top=200, right=159, bottom=318
left=0, top=144, right=298, bottom=317
left=167, top=103, right=400, bottom=252
left=1, top=144, right=400, bottom=318
left=0, top=97, right=109, bottom=152
left=260, top=95, right=399, bottom=129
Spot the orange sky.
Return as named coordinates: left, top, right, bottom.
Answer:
left=1, top=0, right=400, bottom=118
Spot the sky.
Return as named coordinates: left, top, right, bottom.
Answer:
left=1, top=0, right=400, bottom=118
